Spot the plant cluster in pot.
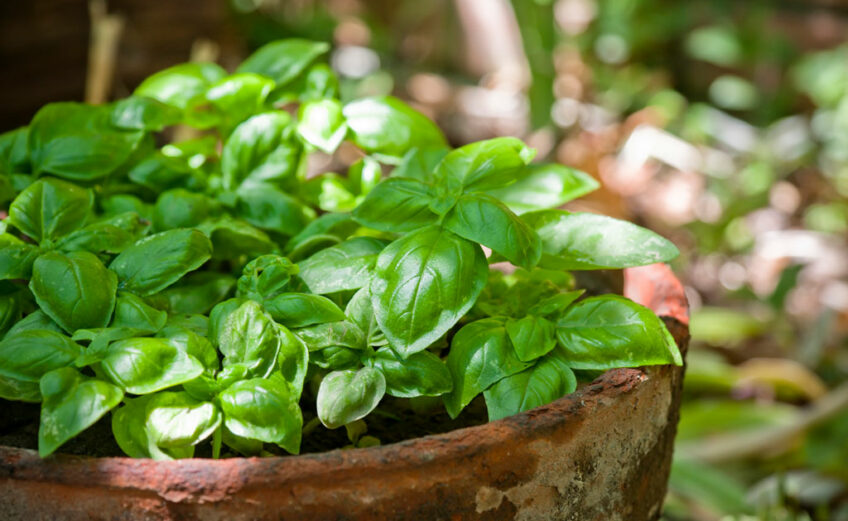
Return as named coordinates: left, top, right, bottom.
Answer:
left=0, top=39, right=688, bottom=521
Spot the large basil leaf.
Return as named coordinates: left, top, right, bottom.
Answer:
left=135, top=62, right=227, bottom=111
left=0, top=237, right=39, bottom=280
left=158, top=325, right=219, bottom=372
left=523, top=210, right=679, bottom=270
left=152, top=189, right=214, bottom=231
left=367, top=347, right=452, bottom=398
left=110, top=292, right=167, bottom=334
left=101, top=337, right=204, bottom=394
left=391, top=147, right=448, bottom=182
left=0, top=375, right=41, bottom=402
left=145, top=391, right=221, bottom=448
left=221, top=112, right=298, bottom=192
left=351, top=177, right=438, bottom=233
left=235, top=182, right=313, bottom=236
left=8, top=177, right=93, bottom=243
left=297, top=99, right=347, bottom=153
left=236, top=255, right=297, bottom=301
left=443, top=318, right=533, bottom=418
left=198, top=217, right=275, bottom=260
left=316, top=367, right=386, bottom=429
left=435, top=137, right=535, bottom=192
left=298, top=237, right=386, bottom=294
left=343, top=96, right=446, bottom=160
left=217, top=300, right=281, bottom=378
left=0, top=126, right=30, bottom=173
left=443, top=193, right=542, bottom=270
left=505, top=315, right=557, bottom=362
left=219, top=376, right=302, bottom=454
left=285, top=212, right=358, bottom=253
left=308, top=345, right=360, bottom=370
left=293, top=320, right=366, bottom=352
left=110, top=229, right=212, bottom=296
left=162, top=272, right=236, bottom=315
left=204, top=73, right=275, bottom=133
left=484, top=164, right=599, bottom=214
left=0, top=330, right=83, bottom=382
left=38, top=367, right=124, bottom=456
left=264, top=293, right=345, bottom=328
left=371, top=226, right=487, bottom=357
left=527, top=289, right=585, bottom=317
left=555, top=295, right=682, bottom=369
left=236, top=39, right=330, bottom=86
left=483, top=348, right=577, bottom=421
left=110, top=96, right=182, bottom=131
left=30, top=251, right=117, bottom=333
left=28, top=103, right=143, bottom=180
left=56, top=212, right=148, bottom=254
left=4, top=310, right=62, bottom=337
left=111, top=395, right=194, bottom=460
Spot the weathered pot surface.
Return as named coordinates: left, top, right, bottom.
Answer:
left=0, top=263, right=689, bottom=521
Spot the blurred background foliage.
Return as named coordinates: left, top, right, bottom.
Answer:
left=1, top=0, right=847, bottom=519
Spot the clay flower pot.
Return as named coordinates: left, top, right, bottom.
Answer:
left=0, top=263, right=688, bottom=521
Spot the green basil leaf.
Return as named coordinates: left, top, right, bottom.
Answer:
left=8, top=177, right=93, bottom=243
left=298, top=237, right=386, bottom=294
left=555, top=295, right=682, bottom=370
left=145, top=391, right=221, bottom=448
left=28, top=103, right=143, bottom=180
left=0, top=238, right=39, bottom=280
left=484, top=164, right=599, bottom=214
left=391, top=147, right=448, bottom=182
left=237, top=39, right=330, bottom=86
left=317, top=367, right=386, bottom=429
left=101, top=194, right=152, bottom=221
left=351, top=177, right=438, bottom=233
left=56, top=211, right=148, bottom=254
left=293, top=320, right=366, bottom=351
left=348, top=156, right=382, bottom=197
left=371, top=226, right=488, bottom=357
left=527, top=289, right=585, bottom=317
left=235, top=182, right=313, bottom=236
left=221, top=112, right=298, bottom=192
left=205, top=73, right=275, bottom=130
left=0, top=330, right=84, bottom=382
left=236, top=255, right=297, bottom=301
left=162, top=272, right=236, bottom=315
left=0, top=126, right=30, bottom=174
left=301, top=173, right=358, bottom=213
left=345, top=287, right=386, bottom=346
left=135, top=62, right=227, bottom=111
left=443, top=318, right=533, bottom=418
left=30, top=251, right=117, bottom=333
left=368, top=347, right=452, bottom=398
left=219, top=376, right=302, bottom=454
left=0, top=291, right=22, bottom=337
left=101, top=337, right=204, bottom=394
left=505, top=315, right=557, bottom=362
left=435, top=137, right=535, bottom=192
left=299, top=63, right=339, bottom=100
left=0, top=374, right=41, bottom=402
left=297, top=99, right=347, bottom=153
left=111, top=395, right=194, bottom=460
left=110, top=96, right=182, bottom=131
left=443, top=193, right=542, bottom=270
left=264, top=293, right=345, bottom=328
left=483, top=348, right=577, bottom=421
left=343, top=96, right=446, bottom=161
left=111, top=292, right=167, bottom=334
left=5, top=310, right=63, bottom=337
left=524, top=210, right=679, bottom=270
left=284, top=212, right=358, bottom=253
left=208, top=298, right=246, bottom=346
left=158, top=325, right=219, bottom=372
left=275, top=324, right=309, bottom=398
left=309, top=345, right=361, bottom=370
left=152, top=189, right=214, bottom=231
left=198, top=217, right=275, bottom=260
left=217, top=300, right=281, bottom=378
left=38, top=367, right=124, bottom=456
left=110, top=229, right=212, bottom=296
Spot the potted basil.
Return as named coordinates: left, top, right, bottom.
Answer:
left=0, top=39, right=687, bottom=520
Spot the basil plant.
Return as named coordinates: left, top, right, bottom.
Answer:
left=0, top=38, right=681, bottom=459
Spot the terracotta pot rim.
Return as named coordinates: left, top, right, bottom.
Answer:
left=1, top=262, right=688, bottom=495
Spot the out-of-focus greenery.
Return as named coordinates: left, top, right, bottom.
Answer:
left=227, top=1, right=847, bottom=519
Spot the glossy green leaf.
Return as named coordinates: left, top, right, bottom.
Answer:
left=443, top=193, right=542, bottom=269
left=505, top=315, right=557, bottom=362
left=217, top=300, right=281, bottom=378
left=264, top=293, right=345, bottom=328
left=0, top=237, right=39, bottom=280
left=298, top=237, right=386, bottom=294
left=30, top=251, right=117, bottom=333
left=368, top=347, right=452, bottom=398
left=111, top=292, right=167, bottom=334
left=524, top=211, right=679, bottom=270
left=284, top=212, right=358, bottom=254
left=162, top=272, right=236, bottom=315
left=351, top=177, right=438, bottom=233
left=152, top=189, right=214, bottom=231
left=345, top=287, right=386, bottom=347
left=237, top=39, right=330, bottom=86
left=0, top=126, right=30, bottom=174
left=555, top=295, right=682, bottom=370
left=111, top=395, right=194, bottom=460
left=56, top=212, right=148, bottom=254
left=38, top=367, right=123, bottom=456
left=484, top=164, right=599, bottom=214
left=8, top=177, right=93, bottom=243
left=235, top=182, right=313, bottom=236
left=236, top=255, right=297, bottom=301
left=101, top=337, right=204, bottom=394
left=110, top=229, right=212, bottom=296
left=135, top=62, right=227, bottom=111
left=4, top=310, right=62, bottom=337
left=198, top=217, right=275, bottom=260
left=317, top=367, right=386, bottom=429
left=391, top=147, right=448, bottom=182
left=204, top=73, right=276, bottom=133
left=221, top=112, right=298, bottom=192
left=0, top=330, right=84, bottom=382
left=483, top=348, right=577, bottom=421
left=343, top=96, right=446, bottom=160
left=293, top=320, right=366, bottom=351
left=371, top=226, right=488, bottom=357
left=110, top=96, right=182, bottom=131
left=435, top=137, right=535, bottom=192
left=0, top=291, right=22, bottom=337
left=275, top=324, right=309, bottom=398
left=145, top=391, right=221, bottom=448
left=348, top=156, right=382, bottom=196
left=298, top=99, right=347, bottom=153
left=219, top=376, right=302, bottom=453
left=28, top=103, right=143, bottom=180
left=443, top=318, right=533, bottom=418
left=158, top=325, right=219, bottom=372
